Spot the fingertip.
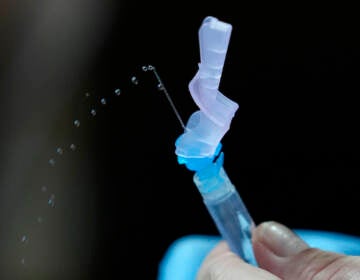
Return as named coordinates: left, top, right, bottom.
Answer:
left=253, top=221, right=308, bottom=258
left=252, top=221, right=360, bottom=280
left=253, top=235, right=284, bottom=275
left=197, top=240, right=281, bottom=280
left=252, top=221, right=309, bottom=275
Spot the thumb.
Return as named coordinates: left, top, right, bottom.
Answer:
left=253, top=221, right=360, bottom=279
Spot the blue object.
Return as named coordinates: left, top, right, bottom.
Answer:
left=192, top=153, right=257, bottom=264
left=157, top=231, right=360, bottom=280
left=174, top=16, right=257, bottom=266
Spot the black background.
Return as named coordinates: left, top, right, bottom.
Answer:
left=1, top=1, right=360, bottom=279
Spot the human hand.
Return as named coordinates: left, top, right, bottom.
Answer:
left=197, top=221, right=360, bottom=279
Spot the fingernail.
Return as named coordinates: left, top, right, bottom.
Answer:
left=254, top=221, right=308, bottom=257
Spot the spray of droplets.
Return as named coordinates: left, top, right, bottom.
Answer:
left=18, top=85, right=127, bottom=264
left=142, top=65, right=154, bottom=72
left=18, top=64, right=180, bottom=267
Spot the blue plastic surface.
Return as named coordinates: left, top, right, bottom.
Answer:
left=157, top=231, right=360, bottom=280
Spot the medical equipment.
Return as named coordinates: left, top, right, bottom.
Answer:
left=175, top=16, right=257, bottom=265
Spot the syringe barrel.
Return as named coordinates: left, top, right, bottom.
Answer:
left=193, top=163, right=257, bottom=265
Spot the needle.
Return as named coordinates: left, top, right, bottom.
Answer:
left=142, top=65, right=186, bottom=130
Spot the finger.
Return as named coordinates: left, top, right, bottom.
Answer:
left=197, top=241, right=280, bottom=280
left=253, top=221, right=360, bottom=279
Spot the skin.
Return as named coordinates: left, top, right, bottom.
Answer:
left=197, top=221, right=360, bottom=280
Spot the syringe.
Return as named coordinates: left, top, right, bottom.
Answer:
left=147, top=16, right=256, bottom=265
left=175, top=16, right=257, bottom=265
left=193, top=152, right=257, bottom=264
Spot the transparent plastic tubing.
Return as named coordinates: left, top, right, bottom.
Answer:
left=193, top=154, right=257, bottom=265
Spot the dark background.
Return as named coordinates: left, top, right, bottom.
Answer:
left=1, top=1, right=360, bottom=279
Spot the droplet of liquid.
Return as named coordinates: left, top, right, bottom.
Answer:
left=142, top=66, right=148, bottom=72
left=100, top=98, right=107, bottom=105
left=131, top=76, right=139, bottom=85
left=56, top=147, right=63, bottom=155
left=20, top=235, right=28, bottom=243
left=48, top=158, right=56, bottom=167
left=21, top=258, right=25, bottom=265
left=114, top=88, right=121, bottom=96
left=70, top=144, right=76, bottom=151
left=90, top=109, right=96, bottom=116
left=157, top=83, right=164, bottom=91
left=48, top=194, right=56, bottom=208
left=74, top=120, right=80, bottom=127
left=41, top=186, right=47, bottom=192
